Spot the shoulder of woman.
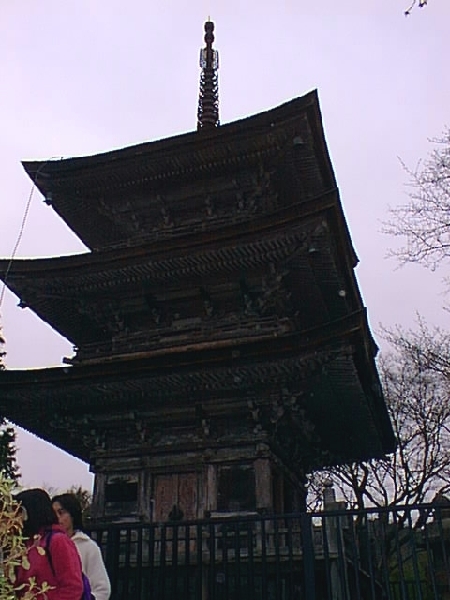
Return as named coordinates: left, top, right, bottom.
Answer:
left=73, top=531, right=100, bottom=550
left=48, top=529, right=76, bottom=550
left=72, top=531, right=91, bottom=542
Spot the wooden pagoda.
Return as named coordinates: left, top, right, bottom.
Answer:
left=0, top=22, right=394, bottom=523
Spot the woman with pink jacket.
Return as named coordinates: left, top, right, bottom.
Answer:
left=14, top=488, right=83, bottom=600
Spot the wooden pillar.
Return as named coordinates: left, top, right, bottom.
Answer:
left=204, top=463, right=217, bottom=515
left=91, top=472, right=106, bottom=520
left=140, top=470, right=153, bottom=522
left=254, top=458, right=272, bottom=512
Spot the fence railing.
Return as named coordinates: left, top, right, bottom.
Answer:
left=88, top=503, right=450, bottom=600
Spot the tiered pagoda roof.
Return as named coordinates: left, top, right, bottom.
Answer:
left=0, top=89, right=395, bottom=473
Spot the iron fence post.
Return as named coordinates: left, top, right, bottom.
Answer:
left=301, top=512, right=316, bottom=600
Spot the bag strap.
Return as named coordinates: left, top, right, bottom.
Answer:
left=43, top=529, right=60, bottom=575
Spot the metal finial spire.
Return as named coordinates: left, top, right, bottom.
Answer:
left=197, top=21, right=219, bottom=130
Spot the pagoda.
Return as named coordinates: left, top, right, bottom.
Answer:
left=0, top=22, right=394, bottom=522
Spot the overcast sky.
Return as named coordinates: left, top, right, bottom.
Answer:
left=0, top=1, right=448, bottom=492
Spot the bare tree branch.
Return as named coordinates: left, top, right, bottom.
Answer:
left=384, top=130, right=450, bottom=273
left=404, top=0, right=428, bottom=16
left=0, top=323, right=5, bottom=371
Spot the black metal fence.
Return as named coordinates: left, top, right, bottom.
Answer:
left=88, top=503, right=450, bottom=600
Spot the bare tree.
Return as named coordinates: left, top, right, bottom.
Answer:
left=404, top=0, right=428, bottom=16
left=382, top=317, right=450, bottom=378
left=66, top=484, right=93, bottom=516
left=308, top=321, right=450, bottom=510
left=0, top=324, right=5, bottom=371
left=384, top=129, right=450, bottom=272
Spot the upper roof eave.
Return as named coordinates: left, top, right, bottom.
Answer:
left=21, top=90, right=336, bottom=194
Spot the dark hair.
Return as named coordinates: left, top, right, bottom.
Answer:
left=15, top=489, right=57, bottom=538
left=51, top=493, right=83, bottom=531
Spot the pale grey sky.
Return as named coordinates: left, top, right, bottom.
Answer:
left=0, top=1, right=448, bottom=491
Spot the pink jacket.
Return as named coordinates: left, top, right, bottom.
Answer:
left=15, top=524, right=83, bottom=600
